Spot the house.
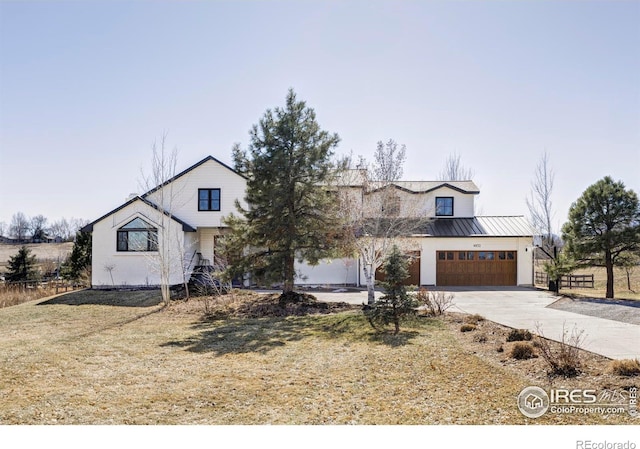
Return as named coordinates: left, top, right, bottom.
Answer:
left=83, top=155, right=535, bottom=289
left=82, top=156, right=248, bottom=288
left=298, top=173, right=535, bottom=287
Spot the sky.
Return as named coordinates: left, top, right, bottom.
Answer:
left=1, top=0, right=639, bottom=234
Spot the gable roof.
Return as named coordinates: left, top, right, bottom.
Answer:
left=82, top=155, right=241, bottom=233
left=141, top=155, right=247, bottom=199
left=419, top=216, right=535, bottom=237
left=367, top=180, right=480, bottom=195
left=81, top=195, right=196, bottom=233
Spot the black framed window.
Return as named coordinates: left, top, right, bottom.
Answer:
left=436, top=197, right=454, bottom=216
left=199, top=189, right=221, bottom=211
left=117, top=217, right=158, bottom=252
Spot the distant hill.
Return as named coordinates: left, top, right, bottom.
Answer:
left=0, top=242, right=74, bottom=272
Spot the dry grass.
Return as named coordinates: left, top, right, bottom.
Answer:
left=0, top=242, right=73, bottom=272
left=0, top=290, right=636, bottom=425
left=446, top=313, right=637, bottom=421
left=567, top=266, right=640, bottom=301
left=0, top=284, right=75, bottom=309
left=536, top=261, right=640, bottom=300
left=608, top=359, right=640, bottom=377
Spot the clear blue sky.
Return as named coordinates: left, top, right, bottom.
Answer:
left=1, top=1, right=639, bottom=233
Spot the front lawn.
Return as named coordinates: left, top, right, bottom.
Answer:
left=0, top=290, right=635, bottom=424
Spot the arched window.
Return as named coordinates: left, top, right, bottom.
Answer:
left=117, top=218, right=158, bottom=252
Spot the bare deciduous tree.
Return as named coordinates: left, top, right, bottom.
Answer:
left=50, top=218, right=70, bottom=241
left=438, top=152, right=475, bottom=181
left=139, top=134, right=192, bottom=304
left=29, top=215, right=48, bottom=241
left=9, top=212, right=30, bottom=241
left=526, top=152, right=556, bottom=253
left=337, top=140, right=429, bottom=304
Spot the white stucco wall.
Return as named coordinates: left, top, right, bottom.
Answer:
left=91, top=200, right=191, bottom=287
left=295, top=258, right=358, bottom=286
left=144, top=158, right=247, bottom=228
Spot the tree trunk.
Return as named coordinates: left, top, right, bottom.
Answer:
left=283, top=252, right=295, bottom=294
left=363, top=265, right=375, bottom=305
left=605, top=250, right=614, bottom=299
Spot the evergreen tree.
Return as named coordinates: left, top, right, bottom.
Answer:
left=225, top=89, right=341, bottom=296
left=365, top=245, right=415, bottom=334
left=61, top=231, right=92, bottom=282
left=562, top=176, right=640, bottom=299
left=6, top=246, right=37, bottom=282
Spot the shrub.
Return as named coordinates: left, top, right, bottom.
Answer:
left=416, top=288, right=454, bottom=316
left=608, top=359, right=640, bottom=377
left=506, top=329, right=532, bottom=342
left=473, top=333, right=488, bottom=343
left=496, top=344, right=504, bottom=353
left=465, top=314, right=485, bottom=325
left=364, top=246, right=415, bottom=334
left=460, top=323, right=476, bottom=332
left=509, top=342, right=537, bottom=360
left=535, top=322, right=585, bottom=377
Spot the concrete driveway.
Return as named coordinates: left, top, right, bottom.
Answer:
left=311, top=287, right=640, bottom=360
left=442, top=286, right=640, bottom=360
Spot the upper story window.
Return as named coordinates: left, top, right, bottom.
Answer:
left=382, top=193, right=401, bottom=216
left=436, top=197, right=454, bottom=216
left=117, top=217, right=158, bottom=252
left=199, top=189, right=221, bottom=211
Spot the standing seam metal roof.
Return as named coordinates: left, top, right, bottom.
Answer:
left=420, top=216, right=535, bottom=237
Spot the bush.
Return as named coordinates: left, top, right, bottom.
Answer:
left=506, top=329, right=532, bottom=342
left=465, top=314, right=485, bottom=325
left=509, top=342, right=537, bottom=360
left=460, top=323, right=476, bottom=332
left=416, top=288, right=454, bottom=316
left=608, top=359, right=640, bottom=377
left=364, top=246, right=415, bottom=334
left=535, top=322, right=585, bottom=377
left=473, top=333, right=488, bottom=343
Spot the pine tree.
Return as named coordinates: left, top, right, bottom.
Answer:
left=365, top=245, right=415, bottom=334
left=562, top=176, right=640, bottom=299
left=225, top=89, right=341, bottom=297
left=61, top=231, right=92, bottom=282
left=6, top=246, right=37, bottom=282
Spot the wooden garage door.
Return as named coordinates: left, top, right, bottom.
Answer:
left=376, top=251, right=420, bottom=286
left=436, top=251, right=517, bottom=286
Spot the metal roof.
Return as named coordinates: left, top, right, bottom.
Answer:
left=419, top=216, right=535, bottom=237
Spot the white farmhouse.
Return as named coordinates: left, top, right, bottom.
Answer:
left=83, top=155, right=535, bottom=288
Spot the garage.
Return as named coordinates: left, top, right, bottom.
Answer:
left=376, top=251, right=421, bottom=286
left=436, top=250, right=517, bottom=286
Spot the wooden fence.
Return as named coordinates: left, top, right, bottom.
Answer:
left=1, top=280, right=85, bottom=294
left=534, top=272, right=594, bottom=289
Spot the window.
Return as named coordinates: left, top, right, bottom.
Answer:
left=117, top=218, right=157, bottom=252
left=478, top=251, right=494, bottom=260
left=458, top=252, right=466, bottom=260
left=199, top=189, right=221, bottom=211
left=382, top=194, right=401, bottom=216
left=436, top=197, right=454, bottom=216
